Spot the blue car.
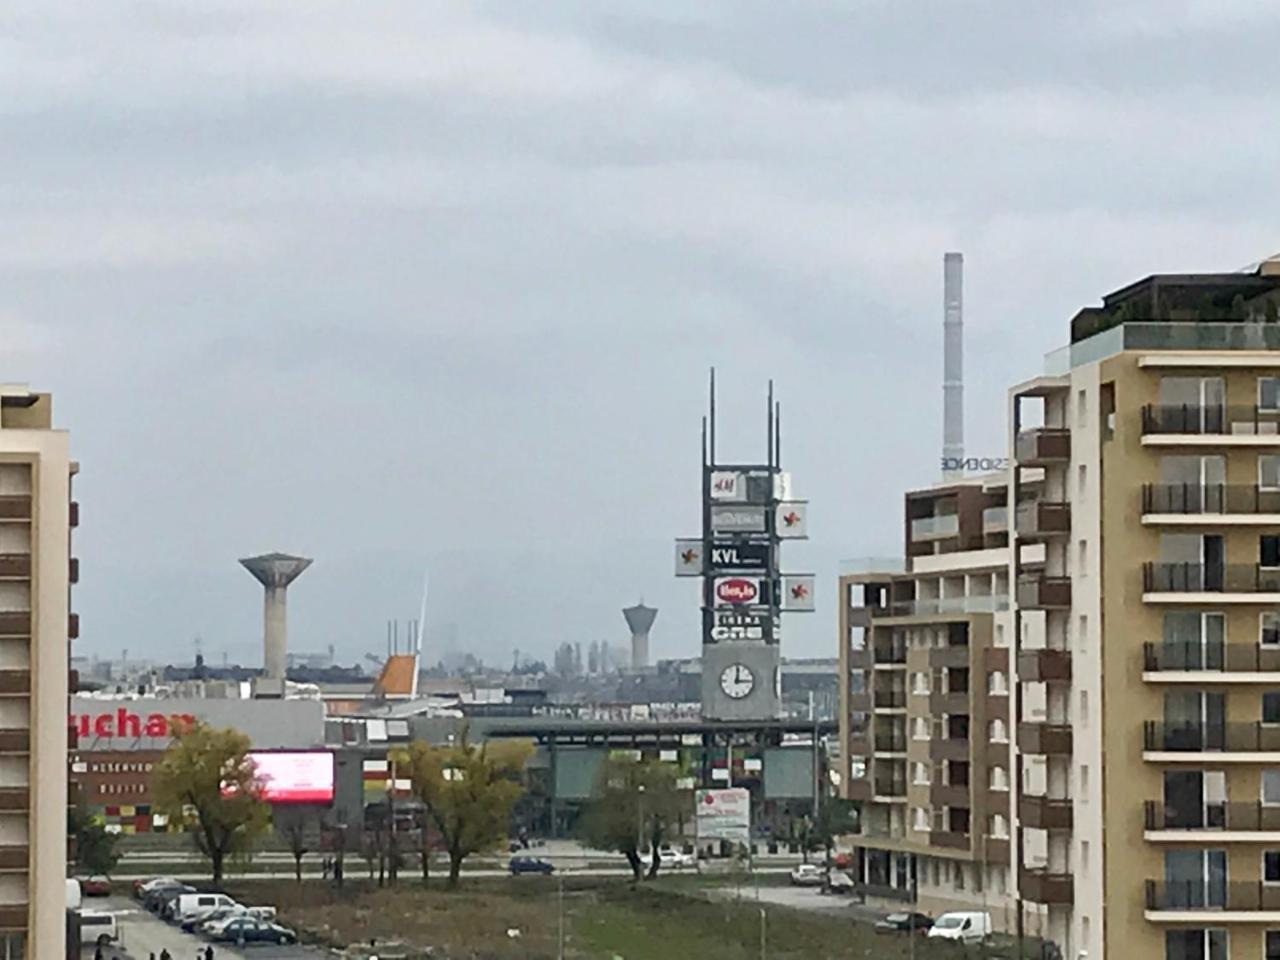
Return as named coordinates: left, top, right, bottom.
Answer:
left=508, top=856, right=554, bottom=875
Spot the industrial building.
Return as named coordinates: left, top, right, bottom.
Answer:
left=0, top=386, right=74, bottom=958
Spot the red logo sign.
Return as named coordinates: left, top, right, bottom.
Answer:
left=782, top=511, right=801, bottom=527
left=790, top=583, right=809, bottom=600
left=681, top=548, right=698, bottom=565
left=69, top=709, right=196, bottom=740
left=715, top=578, right=759, bottom=604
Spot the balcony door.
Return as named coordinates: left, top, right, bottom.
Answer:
left=1163, top=770, right=1226, bottom=829
left=1160, top=377, right=1226, bottom=433
left=1159, top=456, right=1226, bottom=513
left=1164, top=690, right=1225, bottom=750
left=1160, top=534, right=1225, bottom=592
left=1164, top=848, right=1226, bottom=908
left=1162, top=612, right=1226, bottom=670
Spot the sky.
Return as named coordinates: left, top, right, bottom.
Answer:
left=5, top=0, right=1280, bottom=668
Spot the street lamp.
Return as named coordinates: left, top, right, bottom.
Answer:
left=636, top=784, right=647, bottom=867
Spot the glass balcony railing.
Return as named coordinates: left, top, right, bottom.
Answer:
left=910, top=514, right=960, bottom=540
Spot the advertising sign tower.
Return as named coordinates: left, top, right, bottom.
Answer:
left=675, top=372, right=812, bottom=720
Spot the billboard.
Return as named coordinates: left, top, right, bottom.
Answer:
left=674, top=539, right=703, bottom=576
left=709, top=610, right=774, bottom=642
left=70, top=697, right=327, bottom=753
left=695, top=787, right=750, bottom=843
left=707, top=542, right=769, bottom=571
left=712, top=577, right=763, bottom=607
left=246, top=751, right=334, bottom=804
left=709, top=471, right=743, bottom=501
left=775, top=502, right=808, bottom=539
left=710, top=505, right=766, bottom=534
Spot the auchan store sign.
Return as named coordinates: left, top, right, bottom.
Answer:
left=69, top=696, right=326, bottom=752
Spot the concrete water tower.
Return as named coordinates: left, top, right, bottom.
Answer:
left=240, top=552, right=313, bottom=680
left=622, top=603, right=657, bottom=671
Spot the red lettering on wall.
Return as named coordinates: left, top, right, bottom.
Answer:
left=67, top=710, right=201, bottom=742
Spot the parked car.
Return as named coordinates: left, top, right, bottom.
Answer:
left=789, top=864, right=825, bottom=887
left=875, top=911, right=934, bottom=934
left=832, top=851, right=855, bottom=870
left=928, top=911, right=993, bottom=943
left=144, top=882, right=192, bottom=913
left=77, top=875, right=111, bottom=897
left=133, top=876, right=179, bottom=899
left=174, top=892, right=238, bottom=925
left=824, top=870, right=855, bottom=893
left=77, top=910, right=118, bottom=945
left=192, top=904, right=277, bottom=934
left=508, top=856, right=555, bottom=875
left=208, top=917, right=297, bottom=945
left=659, top=848, right=696, bottom=869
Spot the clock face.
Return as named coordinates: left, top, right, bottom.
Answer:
left=720, top=663, right=754, bottom=699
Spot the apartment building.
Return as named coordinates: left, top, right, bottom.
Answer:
left=1007, top=262, right=1280, bottom=960
left=0, top=386, right=73, bottom=958
left=839, top=474, right=1057, bottom=926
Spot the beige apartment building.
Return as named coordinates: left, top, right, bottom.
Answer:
left=842, top=259, right=1280, bottom=960
left=0, top=386, right=73, bottom=958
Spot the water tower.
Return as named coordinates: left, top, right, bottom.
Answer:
left=239, top=552, right=313, bottom=680
left=622, top=603, right=657, bottom=671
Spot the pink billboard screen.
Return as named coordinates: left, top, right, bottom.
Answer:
left=246, top=751, right=334, bottom=804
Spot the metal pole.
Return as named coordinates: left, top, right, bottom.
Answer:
left=558, top=870, right=565, bottom=960
left=759, top=906, right=767, bottom=960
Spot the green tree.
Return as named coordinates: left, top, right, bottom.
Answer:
left=67, top=804, right=121, bottom=876
left=404, top=733, right=531, bottom=888
left=152, top=721, right=270, bottom=885
left=273, top=806, right=317, bottom=883
left=798, top=798, right=858, bottom=868
left=579, top=756, right=688, bottom=882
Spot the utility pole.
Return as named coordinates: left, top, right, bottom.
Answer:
left=759, top=906, right=767, bottom=960
left=558, top=869, right=566, bottom=960
left=388, top=755, right=399, bottom=885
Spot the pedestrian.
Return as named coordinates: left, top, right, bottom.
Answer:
left=205, top=946, right=215, bottom=960
left=160, top=951, right=172, bottom=960
left=94, top=944, right=104, bottom=960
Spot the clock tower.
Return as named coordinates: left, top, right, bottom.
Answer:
left=675, top=372, right=813, bottom=721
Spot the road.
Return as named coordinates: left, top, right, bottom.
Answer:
left=706, top=883, right=889, bottom=923
left=90, top=897, right=325, bottom=960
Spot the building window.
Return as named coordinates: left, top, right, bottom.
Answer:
left=989, top=813, right=1009, bottom=839
left=1077, top=613, right=1088, bottom=652
left=1261, top=377, right=1280, bottom=413
left=1080, top=764, right=1090, bottom=801
left=912, top=672, right=930, bottom=695
left=1080, top=690, right=1089, bottom=726
left=1080, top=840, right=1090, bottom=876
left=0, top=933, right=24, bottom=960
left=1267, top=930, right=1280, bottom=960
left=1263, top=612, right=1280, bottom=647
left=954, top=863, right=965, bottom=891
left=988, top=718, right=1008, bottom=743
left=1078, top=464, right=1087, bottom=499
left=1265, top=770, right=1280, bottom=805
left=913, top=718, right=930, bottom=740
left=1077, top=389, right=1087, bottom=424
left=1166, top=930, right=1227, bottom=960
left=987, top=671, right=1008, bottom=695
left=914, top=762, right=931, bottom=785
left=1078, top=539, right=1088, bottom=575
left=1262, top=456, right=1280, bottom=492
left=989, top=766, right=1009, bottom=792
left=1266, top=851, right=1280, bottom=883
left=1265, top=536, right=1280, bottom=569
left=913, top=807, right=929, bottom=832
left=1266, top=695, right=1280, bottom=725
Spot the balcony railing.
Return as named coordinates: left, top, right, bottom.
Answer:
left=1017, top=649, right=1072, bottom=682
left=872, top=644, right=908, bottom=665
left=1142, top=404, right=1280, bottom=437
left=910, top=514, right=960, bottom=541
left=1143, top=483, right=1280, bottom=515
left=873, top=690, right=907, bottom=709
left=1143, top=721, right=1280, bottom=752
left=1020, top=868, right=1074, bottom=904
left=1143, top=641, right=1280, bottom=673
left=1144, top=800, right=1280, bottom=831
left=931, top=831, right=970, bottom=850
left=1015, top=428, right=1071, bottom=465
left=1015, top=501, right=1071, bottom=539
left=874, top=732, right=907, bottom=753
left=928, top=739, right=970, bottom=761
left=929, top=692, right=970, bottom=715
left=1017, top=722, right=1073, bottom=755
left=1144, top=563, right=1280, bottom=594
left=846, top=780, right=872, bottom=802
left=1019, top=795, right=1073, bottom=830
left=930, top=784, right=970, bottom=807
left=1016, top=575, right=1072, bottom=609
left=1145, top=881, right=1280, bottom=912
left=873, top=777, right=907, bottom=798
left=982, top=506, right=1008, bottom=533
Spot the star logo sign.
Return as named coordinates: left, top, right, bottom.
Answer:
left=681, top=548, right=698, bottom=565
left=782, top=511, right=801, bottom=527
left=790, top=583, right=809, bottom=601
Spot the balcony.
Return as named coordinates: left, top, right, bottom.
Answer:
left=1145, top=881, right=1280, bottom=916
left=1143, top=721, right=1280, bottom=756
left=929, top=739, right=970, bottom=762
left=1020, top=868, right=1074, bottom=904
left=1015, top=501, right=1071, bottom=540
left=929, top=692, right=970, bottom=715
left=0, top=614, right=29, bottom=637
left=873, top=690, right=907, bottom=710
left=1019, top=795, right=1073, bottom=830
left=1144, top=800, right=1280, bottom=836
left=873, top=777, right=907, bottom=799
left=0, top=672, right=30, bottom=697
left=1015, top=575, right=1072, bottom=610
left=1015, top=427, right=1071, bottom=465
left=928, top=646, right=970, bottom=669
left=0, top=788, right=27, bottom=812
left=872, top=644, right=908, bottom=666
left=1143, top=563, right=1280, bottom=598
left=846, top=779, right=873, bottom=802
left=0, top=497, right=31, bottom=521
left=983, top=506, right=1008, bottom=534
left=874, top=732, right=908, bottom=753
left=1143, top=641, right=1280, bottom=677
left=0, top=905, right=25, bottom=928
left=848, top=692, right=871, bottom=712
left=931, top=831, right=970, bottom=850
left=930, top=783, right=971, bottom=807
left=984, top=838, right=1011, bottom=863
left=0, top=847, right=28, bottom=873
left=1141, top=404, right=1280, bottom=441
left=0, top=731, right=28, bottom=755
left=1017, top=722, right=1073, bottom=756
left=0, top=556, right=29, bottom=580
left=847, top=732, right=871, bottom=757
left=911, top=514, right=960, bottom=542
left=1143, top=483, right=1280, bottom=520
left=1017, top=649, right=1072, bottom=683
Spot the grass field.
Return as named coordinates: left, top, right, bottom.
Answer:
left=227, top=876, right=971, bottom=960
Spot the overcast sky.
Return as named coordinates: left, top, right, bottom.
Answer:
left=6, top=1, right=1280, bottom=668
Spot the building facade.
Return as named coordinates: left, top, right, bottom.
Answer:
left=0, top=386, right=73, bottom=958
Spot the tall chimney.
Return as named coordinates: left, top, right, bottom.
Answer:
left=239, top=552, right=313, bottom=680
left=622, top=603, right=657, bottom=671
left=942, top=252, right=964, bottom=480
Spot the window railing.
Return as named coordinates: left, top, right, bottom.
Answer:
left=1143, top=721, right=1280, bottom=752
left=1142, top=404, right=1280, bottom=436
left=1143, top=563, right=1280, bottom=593
left=1143, top=641, right=1280, bottom=672
left=1143, top=484, right=1280, bottom=514
left=1144, top=800, right=1280, bottom=831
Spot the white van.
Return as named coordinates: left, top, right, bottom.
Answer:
left=175, top=892, right=238, bottom=923
left=927, top=911, right=992, bottom=943
left=78, top=910, right=118, bottom=944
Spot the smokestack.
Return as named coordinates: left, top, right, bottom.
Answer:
left=622, top=603, right=657, bottom=671
left=239, top=552, right=313, bottom=680
left=942, top=252, right=964, bottom=480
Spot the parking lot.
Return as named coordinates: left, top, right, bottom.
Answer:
left=88, top=896, right=326, bottom=960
